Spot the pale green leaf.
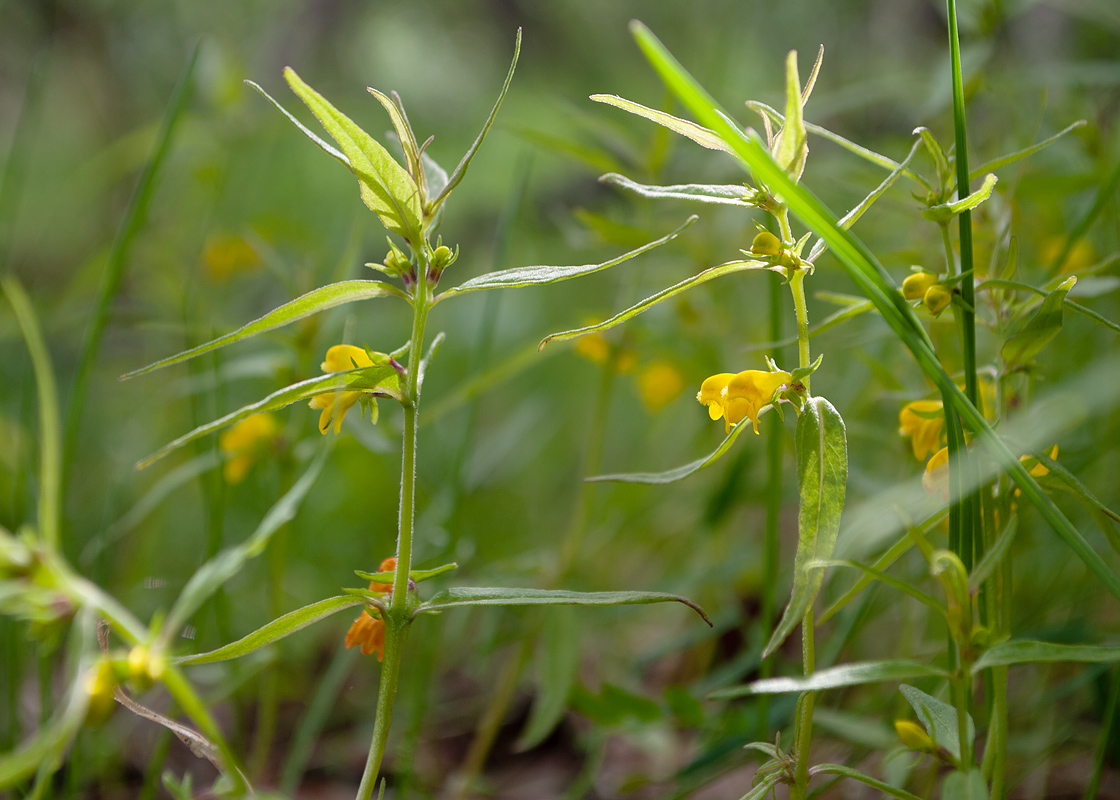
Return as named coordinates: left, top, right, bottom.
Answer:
left=246, top=80, right=348, bottom=166
left=517, top=606, right=580, bottom=750
left=764, top=397, right=847, bottom=658
left=809, top=764, right=925, bottom=800
left=900, top=684, right=974, bottom=763
left=914, top=126, right=952, bottom=189
left=539, top=256, right=768, bottom=350
left=587, top=418, right=751, bottom=484
left=591, top=94, right=733, bottom=152
left=122, top=280, right=406, bottom=379
left=972, top=640, right=1120, bottom=673
left=772, top=50, right=808, bottom=181
left=1002, top=276, right=1076, bottom=368
left=174, top=596, right=367, bottom=665
left=436, top=215, right=695, bottom=301
left=711, top=660, right=948, bottom=698
left=600, top=172, right=758, bottom=206
left=922, top=173, right=999, bottom=222
left=367, top=88, right=422, bottom=192
left=940, top=770, right=988, bottom=800
left=416, top=587, right=711, bottom=625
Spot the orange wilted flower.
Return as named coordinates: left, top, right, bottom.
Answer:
left=345, top=557, right=397, bottom=660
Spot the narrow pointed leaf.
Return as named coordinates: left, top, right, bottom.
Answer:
left=517, top=606, right=580, bottom=750
left=914, top=126, right=952, bottom=188
left=591, top=94, right=733, bottom=152
left=981, top=278, right=1120, bottom=336
left=368, top=87, right=422, bottom=189
left=247, top=79, right=348, bottom=166
left=972, top=640, right=1120, bottom=673
left=1002, top=276, right=1076, bottom=368
left=921, top=173, right=998, bottom=222
left=764, top=397, right=847, bottom=658
left=968, top=517, right=1017, bottom=592
left=900, top=684, right=974, bottom=762
left=600, top=172, right=759, bottom=206
left=541, top=256, right=768, bottom=351
left=772, top=50, right=808, bottom=181
left=136, top=367, right=399, bottom=469
left=711, top=660, right=948, bottom=698
left=808, top=559, right=943, bottom=617
left=589, top=417, right=751, bottom=484
left=123, top=280, right=406, bottom=379
left=355, top=562, right=459, bottom=584
left=435, top=28, right=521, bottom=207
left=174, top=596, right=367, bottom=665
left=970, top=120, right=1086, bottom=180
left=284, top=68, right=422, bottom=241
left=809, top=764, right=925, bottom=800
left=416, top=587, right=711, bottom=625
left=437, top=215, right=695, bottom=301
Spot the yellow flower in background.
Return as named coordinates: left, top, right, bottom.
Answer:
left=219, top=413, right=279, bottom=483
left=639, top=361, right=684, bottom=412
left=1041, top=235, right=1094, bottom=275
left=202, top=233, right=260, bottom=282
left=895, top=720, right=934, bottom=751
left=345, top=556, right=397, bottom=660
left=899, top=400, right=944, bottom=460
left=309, top=345, right=374, bottom=435
left=697, top=369, right=791, bottom=434
left=923, top=446, right=950, bottom=500
left=574, top=331, right=636, bottom=373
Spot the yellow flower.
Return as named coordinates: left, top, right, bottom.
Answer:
left=899, top=400, right=943, bottom=461
left=1015, top=445, right=1059, bottom=496
left=902, top=271, right=938, bottom=301
left=309, top=345, right=374, bottom=435
left=923, top=284, right=952, bottom=315
left=923, top=446, right=950, bottom=500
left=639, top=361, right=684, bottom=412
left=574, top=331, right=636, bottom=373
left=218, top=413, right=280, bottom=483
left=895, top=720, right=934, bottom=751
left=697, top=369, right=791, bottom=434
left=345, top=557, right=396, bottom=660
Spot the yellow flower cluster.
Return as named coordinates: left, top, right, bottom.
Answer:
left=697, top=369, right=791, bottom=434
left=309, top=345, right=374, bottom=435
left=902, top=271, right=951, bottom=316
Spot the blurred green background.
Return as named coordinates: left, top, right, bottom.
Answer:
left=2, top=0, right=1119, bottom=797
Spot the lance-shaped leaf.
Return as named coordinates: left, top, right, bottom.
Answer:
left=772, top=50, right=808, bottom=181
left=808, top=559, right=944, bottom=618
left=436, top=215, right=696, bottom=301
left=970, top=120, right=1086, bottom=180
left=159, top=446, right=329, bottom=646
left=137, top=366, right=400, bottom=469
left=434, top=28, right=521, bottom=209
left=1002, top=276, right=1076, bottom=368
left=600, top=172, right=759, bottom=207
left=247, top=80, right=348, bottom=166
left=588, top=417, right=751, bottom=484
left=591, top=94, right=733, bottom=152
left=914, top=127, right=952, bottom=190
left=711, top=660, right=948, bottom=698
left=540, top=256, right=768, bottom=350
left=921, top=173, right=998, bottom=223
left=415, top=587, right=711, bottom=625
left=900, top=684, right=974, bottom=764
left=174, top=596, right=367, bottom=665
left=968, top=517, right=1017, bottom=592
left=764, top=397, right=847, bottom=658
left=368, top=88, right=422, bottom=195
left=972, top=640, right=1120, bottom=673
left=808, top=765, right=925, bottom=800
left=284, top=68, right=422, bottom=242
left=355, top=562, right=459, bottom=585
left=981, top=277, right=1120, bottom=336
left=122, top=280, right=406, bottom=379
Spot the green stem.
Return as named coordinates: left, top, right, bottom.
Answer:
left=792, top=608, right=815, bottom=800
left=357, top=621, right=407, bottom=800
left=789, top=269, right=811, bottom=392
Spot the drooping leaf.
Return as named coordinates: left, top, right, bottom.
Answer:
left=434, top=28, right=521, bottom=208
left=517, top=606, right=580, bottom=750
left=160, top=446, right=330, bottom=645
left=1001, top=276, right=1076, bottom=368
left=587, top=418, right=751, bottom=485
left=711, top=660, right=948, bottom=698
left=899, top=684, right=974, bottom=763
left=599, top=172, right=759, bottom=206
left=284, top=68, right=422, bottom=242
left=416, top=587, right=711, bottom=625
left=764, top=397, right=847, bottom=658
left=136, top=366, right=400, bottom=469
left=772, top=50, right=808, bottom=181
left=972, top=640, right=1120, bottom=673
left=921, top=173, right=999, bottom=223
left=436, top=215, right=696, bottom=301
left=174, top=596, right=367, bottom=665
left=808, top=764, right=925, bottom=800
left=591, top=94, right=733, bottom=152
left=540, top=256, right=768, bottom=351
left=122, top=281, right=406, bottom=379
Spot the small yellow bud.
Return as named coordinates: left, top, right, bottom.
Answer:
left=895, top=720, right=934, bottom=751
left=902, top=271, right=938, bottom=300
left=84, top=660, right=118, bottom=726
left=923, top=284, right=952, bottom=316
left=431, top=245, right=454, bottom=270
left=750, top=231, right=782, bottom=256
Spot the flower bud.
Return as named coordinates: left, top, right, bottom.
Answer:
left=84, top=660, right=118, bottom=726
left=431, top=245, right=454, bottom=270
left=750, top=231, right=782, bottom=257
left=895, top=720, right=934, bottom=751
left=923, top=284, right=952, bottom=316
left=902, top=271, right=938, bottom=300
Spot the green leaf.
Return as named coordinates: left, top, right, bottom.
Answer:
left=1038, top=455, right=1120, bottom=556
left=940, top=769, right=988, bottom=800
left=539, top=256, right=768, bottom=351
left=625, top=19, right=1120, bottom=605
left=899, top=684, right=974, bottom=763
left=972, top=640, right=1120, bottom=673
left=122, top=281, right=406, bottom=379
left=247, top=79, right=348, bottom=166
left=789, top=353, right=824, bottom=383
left=434, top=28, right=521, bottom=209
left=416, top=587, right=711, bottom=625
left=591, top=94, right=734, bottom=153
left=587, top=417, right=751, bottom=485
left=355, top=562, right=459, bottom=584
left=160, top=446, right=330, bottom=646
left=711, top=660, right=948, bottom=698
left=981, top=278, right=1120, bottom=337
left=137, top=366, right=400, bottom=469
left=284, top=68, right=422, bottom=242
left=808, top=764, right=925, bottom=800
left=968, top=517, right=1017, bottom=592
left=174, top=596, right=367, bottom=665
left=367, top=88, right=422, bottom=194
left=517, top=606, right=580, bottom=751
left=921, top=173, right=998, bottom=222
left=772, top=50, right=808, bottom=181
left=436, top=215, right=696, bottom=301
left=764, top=397, right=847, bottom=658
left=737, top=774, right=784, bottom=800
left=914, top=127, right=952, bottom=189
left=600, top=172, right=759, bottom=206
left=970, top=120, right=1086, bottom=180
left=808, top=559, right=944, bottom=618
left=1001, top=276, right=1076, bottom=368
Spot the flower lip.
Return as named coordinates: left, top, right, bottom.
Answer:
left=697, top=368, right=791, bottom=434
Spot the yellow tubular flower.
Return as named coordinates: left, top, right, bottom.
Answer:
left=219, top=413, right=280, bottom=483
left=697, top=369, right=791, bottom=434
left=309, top=345, right=374, bottom=435
left=923, top=446, right=950, bottom=500
left=899, top=400, right=944, bottom=460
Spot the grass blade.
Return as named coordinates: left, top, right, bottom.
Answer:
left=417, top=587, right=711, bottom=625
left=587, top=419, right=751, bottom=484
